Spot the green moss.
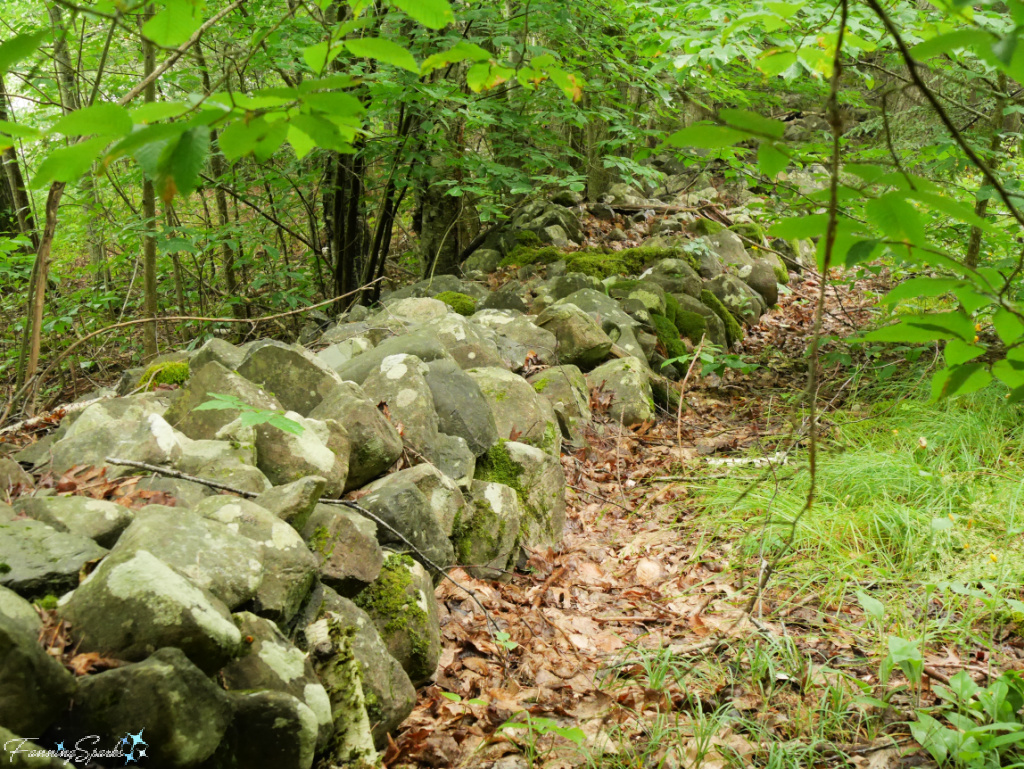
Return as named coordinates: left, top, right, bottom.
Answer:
left=434, top=291, right=477, bottom=316
left=35, top=594, right=57, bottom=610
left=729, top=221, right=766, bottom=244
left=499, top=245, right=562, bottom=268
left=650, top=313, right=688, bottom=360
left=476, top=440, right=526, bottom=495
left=532, top=377, right=550, bottom=393
left=309, top=525, right=334, bottom=558
left=701, top=289, right=744, bottom=347
left=688, top=218, right=724, bottom=236
left=0, top=562, right=10, bottom=575
left=452, top=501, right=501, bottom=565
left=674, top=310, right=708, bottom=344
left=138, top=360, right=190, bottom=391
left=664, top=292, right=681, bottom=325
left=770, top=261, right=790, bottom=284
left=516, top=230, right=541, bottom=247
left=353, top=554, right=431, bottom=673
left=501, top=245, right=685, bottom=280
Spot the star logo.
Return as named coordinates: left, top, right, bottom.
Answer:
left=121, top=729, right=148, bottom=765
left=55, top=742, right=64, bottom=752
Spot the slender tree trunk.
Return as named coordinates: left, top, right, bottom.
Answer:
left=140, top=8, right=159, bottom=358
left=0, top=79, right=37, bottom=248
left=965, top=73, right=1008, bottom=270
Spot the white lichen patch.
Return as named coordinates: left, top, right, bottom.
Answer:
left=304, top=682, right=333, bottom=728
left=147, top=413, right=183, bottom=455
left=395, top=389, right=419, bottom=409
left=258, top=637, right=307, bottom=682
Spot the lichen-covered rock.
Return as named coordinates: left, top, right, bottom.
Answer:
left=236, top=339, right=345, bottom=417
left=253, top=413, right=349, bottom=498
left=586, top=357, right=656, bottom=427
left=735, top=260, right=779, bottom=307
left=0, top=501, right=14, bottom=523
left=554, top=289, right=647, bottom=365
left=0, top=457, right=33, bottom=493
left=0, top=726, right=67, bottom=768
left=471, top=310, right=559, bottom=365
left=704, top=274, right=766, bottom=326
left=332, top=329, right=455, bottom=385
left=424, top=313, right=506, bottom=369
left=527, top=365, right=592, bottom=445
left=219, top=613, right=331, bottom=750
left=164, top=361, right=283, bottom=440
left=423, top=359, right=498, bottom=456
left=212, top=690, right=317, bottom=769
left=253, top=476, right=326, bottom=531
left=191, top=337, right=245, bottom=371
left=642, top=259, right=702, bottom=298
left=477, top=283, right=528, bottom=313
left=357, top=473, right=455, bottom=573
left=196, top=497, right=318, bottom=624
left=428, top=434, right=475, bottom=491
left=301, top=504, right=382, bottom=597
left=549, top=272, right=602, bottom=300
left=49, top=408, right=185, bottom=475
left=0, top=520, right=107, bottom=599
left=463, top=247, right=503, bottom=274
left=300, top=586, right=415, bottom=747
left=534, top=302, right=614, bottom=369
left=14, top=496, right=133, bottom=548
left=378, top=296, right=450, bottom=325
left=466, top=367, right=561, bottom=456
left=308, top=381, right=402, bottom=491
left=63, top=647, right=232, bottom=768
left=353, top=553, right=441, bottom=686
left=175, top=437, right=271, bottom=494
left=361, top=353, right=439, bottom=457
left=0, top=614, right=76, bottom=736
left=134, top=477, right=212, bottom=508
left=706, top=229, right=755, bottom=269
left=315, top=337, right=373, bottom=374
left=59, top=550, right=241, bottom=674
left=365, top=464, right=465, bottom=537
left=0, top=585, right=42, bottom=638
left=455, top=481, right=522, bottom=580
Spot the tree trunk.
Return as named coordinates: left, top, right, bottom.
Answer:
left=965, top=73, right=1008, bottom=270
left=140, top=8, right=159, bottom=359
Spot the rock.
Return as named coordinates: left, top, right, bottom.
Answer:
left=706, top=229, right=755, bottom=269
left=196, top=497, right=318, bottom=624
left=0, top=614, right=76, bottom=736
left=0, top=585, right=42, bottom=638
left=550, top=189, right=582, bottom=207
left=471, top=311, right=559, bottom=365
left=64, top=647, right=232, bottom=768
left=49, top=408, right=185, bottom=476
left=112, top=506, right=264, bottom=611
left=603, top=182, right=647, bottom=206
left=466, top=367, right=561, bottom=456
left=361, top=353, right=439, bottom=457
left=428, top=434, right=475, bottom=490
left=353, top=553, right=441, bottom=686
left=215, top=690, right=318, bottom=769
left=308, top=381, right=402, bottom=491
left=59, top=550, right=241, bottom=674
left=609, top=279, right=666, bottom=315
left=333, top=328, right=455, bottom=385
left=455, top=481, right=522, bottom=580
left=164, top=361, right=283, bottom=441
left=378, top=297, right=450, bottom=325
left=0, top=520, right=107, bottom=599
left=0, top=727, right=67, bottom=768
left=607, top=227, right=628, bottom=242
left=321, top=321, right=376, bottom=346
left=550, top=272, right=602, bottom=300
left=534, top=302, right=614, bottom=369
left=134, top=476, right=212, bottom=508
left=253, top=413, right=349, bottom=498
left=219, top=613, right=331, bottom=750
left=296, top=586, right=416, bottom=747
left=357, top=473, right=455, bottom=573
left=586, top=357, right=656, bottom=427
left=424, top=313, right=506, bottom=369
left=13, top=497, right=133, bottom=548
left=423, top=359, right=498, bottom=456
left=301, top=504, right=383, bottom=597
left=191, top=338, right=245, bottom=371
left=554, top=289, right=647, bottom=365
left=365, top=464, right=465, bottom=537
left=527, top=365, right=592, bottom=444
left=478, top=284, right=528, bottom=313
left=253, top=476, right=326, bottom=531
left=642, top=258, right=702, bottom=298
left=462, top=248, right=503, bottom=274
left=735, top=260, right=779, bottom=307
left=476, top=441, right=566, bottom=551
left=0, top=458, right=32, bottom=493
left=236, top=340, right=344, bottom=417
left=175, top=437, right=272, bottom=494
left=514, top=202, right=582, bottom=242
left=704, top=274, right=766, bottom=325
left=539, top=224, right=569, bottom=246
left=315, top=337, right=373, bottom=374
left=11, top=435, right=54, bottom=470
left=589, top=202, right=615, bottom=221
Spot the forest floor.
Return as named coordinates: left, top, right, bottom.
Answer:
left=390, top=272, right=1024, bottom=769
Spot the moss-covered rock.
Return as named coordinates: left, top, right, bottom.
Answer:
left=138, top=359, right=190, bottom=391
left=454, top=481, right=521, bottom=580
left=501, top=245, right=686, bottom=280
left=729, top=221, right=766, bottom=244
left=433, top=291, right=477, bottom=316
left=688, top=218, right=724, bottom=236
left=650, top=313, right=687, bottom=361
left=701, top=289, right=744, bottom=347
left=586, top=358, right=657, bottom=427
left=674, top=310, right=707, bottom=345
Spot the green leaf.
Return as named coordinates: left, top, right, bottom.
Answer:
left=0, top=119, right=41, bottom=140
left=218, top=117, right=280, bottom=160
left=162, top=125, right=209, bottom=201
left=758, top=50, right=796, bottom=76
left=992, top=358, right=1024, bottom=389
left=290, top=113, right=350, bottom=153
left=910, top=29, right=992, bottom=60
left=856, top=590, right=885, bottom=622
left=866, top=192, right=925, bottom=246
left=32, top=136, right=111, bottom=187
left=142, top=0, right=203, bottom=47
left=931, top=517, right=954, bottom=532
left=845, top=239, right=880, bottom=267
left=389, top=0, right=455, bottom=29
left=52, top=103, right=132, bottom=138
left=665, top=123, right=746, bottom=150
left=881, top=277, right=965, bottom=305
left=345, top=38, right=419, bottom=73
left=910, top=713, right=955, bottom=764
left=944, top=339, right=985, bottom=366
left=757, top=142, right=789, bottom=177
left=302, top=41, right=338, bottom=75
left=302, top=91, right=365, bottom=117
left=994, top=308, right=1024, bottom=345
left=131, top=102, right=190, bottom=123
left=767, top=214, right=829, bottom=240
left=106, top=123, right=187, bottom=165
left=931, top=363, right=993, bottom=400
left=0, top=31, right=46, bottom=75
left=287, top=124, right=317, bottom=159
left=422, top=41, right=492, bottom=74
left=720, top=108, right=785, bottom=139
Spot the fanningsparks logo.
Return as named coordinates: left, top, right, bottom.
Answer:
left=4, top=729, right=149, bottom=765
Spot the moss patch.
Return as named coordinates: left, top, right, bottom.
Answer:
left=0, top=562, right=10, bottom=575
left=532, top=377, right=550, bottom=394
left=353, top=554, right=431, bottom=674
left=688, top=218, right=724, bottom=236
left=729, top=222, right=766, bottom=244
left=35, top=594, right=58, bottom=610
left=650, top=313, right=687, bottom=361
left=434, top=291, right=477, bottom=316
left=501, top=246, right=685, bottom=280
left=701, top=289, right=744, bottom=347
left=138, top=360, right=190, bottom=391
left=674, top=310, right=708, bottom=344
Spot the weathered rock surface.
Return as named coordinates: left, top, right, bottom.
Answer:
left=534, top=303, right=614, bottom=369
left=587, top=357, right=657, bottom=427
left=0, top=520, right=107, bottom=598
left=466, top=367, right=561, bottom=455
left=0, top=614, right=76, bottom=736
left=14, top=496, right=133, bottom=548
left=527, top=365, right=592, bottom=444
left=164, top=361, right=283, bottom=440
left=301, top=504, right=382, bottom=597
left=704, top=273, right=767, bottom=325
left=361, top=354, right=439, bottom=457
left=253, top=413, right=349, bottom=498
left=423, top=359, right=498, bottom=456
left=455, top=481, right=522, bottom=579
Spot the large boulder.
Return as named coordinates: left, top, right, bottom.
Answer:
left=471, top=310, right=559, bottom=365
left=174, top=436, right=272, bottom=495
left=0, top=585, right=42, bottom=638
left=554, top=289, right=647, bottom=365
left=455, top=481, right=522, bottom=580
left=164, top=361, right=283, bottom=440
left=301, top=504, right=383, bottom=597
left=466, top=367, right=561, bottom=456
left=527, top=365, right=592, bottom=445
left=253, top=476, right=325, bottom=531
left=423, top=359, right=498, bottom=456
left=63, top=647, right=233, bottom=768
left=237, top=340, right=345, bottom=417
left=641, top=259, right=702, bottom=298
left=0, top=614, right=76, bottom=736
left=191, top=337, right=245, bottom=371
left=424, top=313, right=506, bottom=369
left=704, top=274, right=767, bottom=325
left=0, top=520, right=107, bottom=599
left=49, top=408, right=186, bottom=475
left=363, top=464, right=465, bottom=537
left=534, top=303, right=614, bottom=369
left=428, top=434, right=476, bottom=491
left=353, top=553, right=441, bottom=686
left=253, top=413, right=349, bottom=498
left=315, top=337, right=373, bottom=374
left=13, top=496, right=133, bottom=548
left=549, top=272, right=602, bottom=300
left=332, top=329, right=455, bottom=385
left=706, top=229, right=755, bottom=269
left=196, top=497, right=319, bottom=624
left=59, top=550, right=242, bottom=674
left=377, top=297, right=450, bottom=325
left=308, top=382, right=402, bottom=490
left=215, top=690, right=318, bottom=769
left=735, top=260, right=779, bottom=307
left=361, top=354, right=438, bottom=457
left=586, top=357, right=657, bottom=427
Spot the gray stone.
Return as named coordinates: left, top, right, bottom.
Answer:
left=0, top=520, right=107, bottom=599
left=642, top=258, right=702, bottom=298
left=472, top=311, right=559, bottom=366
left=315, top=337, right=373, bottom=374
left=253, top=476, right=326, bottom=531
left=196, top=497, right=318, bottom=624
left=425, top=313, right=506, bottom=369
left=301, top=504, right=382, bottom=597
left=377, top=297, right=450, bottom=326
left=254, top=413, right=349, bottom=498
left=216, top=691, right=318, bottom=769
left=586, top=357, right=657, bottom=427
left=707, top=229, right=755, bottom=269
left=236, top=339, right=344, bottom=417
left=0, top=458, right=32, bottom=493
left=175, top=436, right=272, bottom=494
left=455, top=481, right=522, bottom=580
left=364, top=464, right=465, bottom=537
left=0, top=614, right=76, bottom=736
left=463, top=248, right=503, bottom=274
left=333, top=329, right=455, bottom=385
left=526, top=365, right=592, bottom=445
left=704, top=274, right=766, bottom=325
left=308, top=381, right=402, bottom=491
left=736, top=260, right=779, bottom=307
left=353, top=553, right=441, bottom=686
left=13, top=496, right=133, bottom=548
left=0, top=585, right=42, bottom=638
left=320, top=321, right=376, bottom=346
left=467, top=367, right=561, bottom=456
left=49, top=408, right=186, bottom=476
left=66, top=648, right=232, bottom=768
left=554, top=289, right=647, bottom=365
left=59, top=550, right=242, bottom=674
left=191, top=338, right=245, bottom=371
left=550, top=272, right=602, bottom=301
left=478, top=283, right=528, bottom=313
left=534, top=303, right=614, bottom=369
left=164, top=361, right=283, bottom=441
left=424, top=359, right=498, bottom=456
left=427, top=434, right=475, bottom=491
left=590, top=202, right=615, bottom=221
left=361, top=354, right=438, bottom=457
left=135, top=477, right=212, bottom=508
